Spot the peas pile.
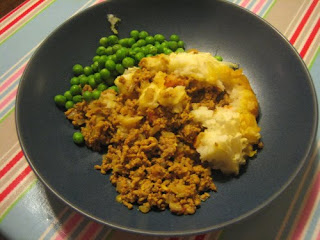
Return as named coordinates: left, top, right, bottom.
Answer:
left=54, top=30, right=186, bottom=144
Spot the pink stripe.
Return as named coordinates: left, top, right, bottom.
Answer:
left=54, top=213, right=83, bottom=240
left=0, top=64, right=26, bottom=94
left=317, top=228, right=320, bottom=240
left=0, top=88, right=17, bottom=110
left=240, top=0, right=250, bottom=7
left=291, top=172, right=320, bottom=240
left=79, top=222, right=101, bottom=240
left=253, top=0, right=266, bottom=13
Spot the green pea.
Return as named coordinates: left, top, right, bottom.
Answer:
left=147, top=45, right=157, bottom=55
left=119, top=38, right=128, bottom=47
left=146, top=54, right=153, bottom=57
left=100, top=68, right=111, bottom=80
left=215, top=55, right=223, bottom=61
left=54, top=95, right=66, bottom=107
left=94, top=73, right=102, bottom=84
left=135, top=52, right=145, bottom=62
left=65, top=100, right=74, bottom=109
left=131, top=43, right=138, bottom=49
left=108, top=35, right=118, bottom=45
left=64, top=91, right=73, bottom=101
left=83, top=91, right=93, bottom=101
left=130, top=30, right=139, bottom=40
left=105, top=46, right=113, bottom=55
left=154, top=34, right=165, bottom=43
left=70, top=85, right=81, bottom=95
left=88, top=76, right=97, bottom=88
left=115, top=63, right=125, bottom=74
left=161, top=41, right=169, bottom=48
left=83, top=66, right=93, bottom=76
left=73, top=95, right=83, bottom=103
left=108, top=86, right=119, bottom=93
left=105, top=59, right=116, bottom=71
left=97, top=83, right=108, bottom=91
left=116, top=48, right=128, bottom=61
left=163, top=48, right=173, bottom=55
left=157, top=45, right=164, bottom=53
left=99, top=37, right=109, bottom=47
left=73, top=64, right=83, bottom=76
left=92, top=55, right=100, bottom=62
left=139, top=31, right=149, bottom=39
left=91, top=61, right=100, bottom=72
left=92, top=89, right=101, bottom=99
left=96, top=46, right=106, bottom=56
left=70, top=77, right=79, bottom=85
left=136, top=39, right=146, bottom=47
left=145, top=36, right=154, bottom=44
left=141, top=46, right=149, bottom=55
left=170, top=34, right=180, bottom=42
left=100, top=55, right=108, bottom=63
left=177, top=40, right=184, bottom=48
left=154, top=41, right=161, bottom=48
left=168, top=41, right=178, bottom=51
left=122, top=57, right=135, bottom=68
left=176, top=48, right=185, bottom=53
left=112, top=44, right=122, bottom=53
left=79, top=75, right=88, bottom=87
left=73, top=132, right=84, bottom=144
left=127, top=38, right=136, bottom=47
left=108, top=54, right=118, bottom=63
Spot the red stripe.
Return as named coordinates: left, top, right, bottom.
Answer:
left=0, top=0, right=44, bottom=36
left=0, top=0, right=31, bottom=23
left=291, top=172, right=320, bottom=240
left=0, top=150, right=24, bottom=179
left=80, top=222, right=101, bottom=240
left=0, top=64, right=26, bottom=94
left=0, top=88, right=18, bottom=110
left=300, top=18, right=320, bottom=58
left=0, top=165, right=32, bottom=202
left=290, top=0, right=319, bottom=45
left=55, top=213, right=83, bottom=240
left=195, top=234, right=206, bottom=240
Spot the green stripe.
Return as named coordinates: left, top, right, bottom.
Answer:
left=0, top=0, right=56, bottom=46
left=0, top=179, right=38, bottom=223
left=308, top=46, right=320, bottom=70
left=263, top=0, right=277, bottom=18
left=0, top=107, right=15, bottom=124
left=105, top=229, right=114, bottom=240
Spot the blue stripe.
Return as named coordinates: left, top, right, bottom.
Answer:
left=0, top=78, right=20, bottom=100
left=246, top=0, right=257, bottom=9
left=0, top=100, right=15, bottom=120
left=0, top=0, right=91, bottom=81
left=260, top=0, right=275, bottom=17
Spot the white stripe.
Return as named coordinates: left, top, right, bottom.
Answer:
left=295, top=6, right=320, bottom=52
left=304, top=33, right=320, bottom=66
left=311, top=215, right=320, bottom=240
left=0, top=158, right=27, bottom=192
left=0, top=172, right=36, bottom=215
left=0, top=43, right=39, bottom=82
left=99, top=229, right=112, bottom=240
left=0, top=84, right=18, bottom=113
left=0, top=0, right=36, bottom=27
left=0, top=0, right=54, bottom=43
left=283, top=0, right=311, bottom=38
left=38, top=206, right=69, bottom=240
left=0, top=142, right=20, bottom=167
left=275, top=141, right=320, bottom=240
left=297, top=171, right=320, bottom=240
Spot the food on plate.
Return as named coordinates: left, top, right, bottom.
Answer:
left=63, top=48, right=262, bottom=214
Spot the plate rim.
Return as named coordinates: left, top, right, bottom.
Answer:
left=15, top=0, right=319, bottom=236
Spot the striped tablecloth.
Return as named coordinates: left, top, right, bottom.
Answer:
left=0, top=0, right=319, bottom=239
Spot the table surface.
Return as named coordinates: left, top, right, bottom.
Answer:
left=0, top=0, right=319, bottom=239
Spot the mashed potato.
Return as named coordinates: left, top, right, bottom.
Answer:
left=116, top=51, right=261, bottom=175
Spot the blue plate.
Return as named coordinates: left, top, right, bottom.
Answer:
left=16, top=0, right=318, bottom=236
